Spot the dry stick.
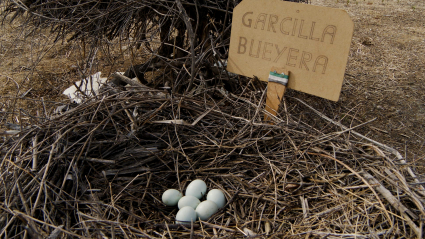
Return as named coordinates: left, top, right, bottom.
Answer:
left=1, top=127, right=35, bottom=168
left=0, top=215, right=15, bottom=238
left=0, top=129, right=21, bottom=135
left=83, top=157, right=116, bottom=164
left=47, top=225, right=64, bottom=239
left=41, top=97, right=48, bottom=119
left=77, top=210, right=89, bottom=237
left=333, top=182, right=420, bottom=233
left=191, top=104, right=217, bottom=126
left=307, top=153, right=393, bottom=227
left=57, top=118, right=112, bottom=199
left=111, top=73, right=146, bottom=87
left=220, top=0, right=231, bottom=42
left=175, top=0, right=195, bottom=93
left=371, top=166, right=425, bottom=211
left=307, top=230, right=387, bottom=239
left=12, top=210, right=83, bottom=238
left=217, top=88, right=285, bottom=125
left=201, top=221, right=235, bottom=232
left=190, top=220, right=194, bottom=239
left=294, top=98, right=396, bottom=154
left=300, top=196, right=308, bottom=219
left=78, top=212, right=151, bottom=237
left=32, top=135, right=38, bottom=171
left=361, top=171, right=421, bottom=238
left=257, top=151, right=279, bottom=222
left=140, top=173, right=152, bottom=202
left=313, top=202, right=350, bottom=218
left=141, top=100, right=169, bottom=125
left=165, top=222, right=173, bottom=238
left=385, top=168, right=425, bottom=210
left=113, top=174, right=142, bottom=202
left=31, top=144, right=55, bottom=216
left=294, top=97, right=425, bottom=196
left=306, top=117, right=377, bottom=145
left=265, top=220, right=271, bottom=235
left=16, top=180, right=42, bottom=236
left=16, top=181, right=31, bottom=216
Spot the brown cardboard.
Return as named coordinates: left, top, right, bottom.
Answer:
left=227, top=0, right=354, bottom=101
left=264, top=67, right=288, bottom=122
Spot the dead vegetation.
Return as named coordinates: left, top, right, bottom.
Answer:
left=1, top=0, right=425, bottom=238
left=1, top=77, right=425, bottom=237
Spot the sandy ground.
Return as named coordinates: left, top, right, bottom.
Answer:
left=1, top=0, right=424, bottom=166
left=315, top=0, right=425, bottom=164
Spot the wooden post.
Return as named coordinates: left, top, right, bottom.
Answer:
left=264, top=67, right=289, bottom=122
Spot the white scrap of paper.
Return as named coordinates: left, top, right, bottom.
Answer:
left=63, top=72, right=108, bottom=103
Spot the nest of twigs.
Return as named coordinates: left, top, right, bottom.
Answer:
left=1, top=74, right=424, bottom=238
left=2, top=0, right=308, bottom=95
left=1, top=0, right=424, bottom=238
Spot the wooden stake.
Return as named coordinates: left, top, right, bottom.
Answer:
left=264, top=67, right=289, bottom=122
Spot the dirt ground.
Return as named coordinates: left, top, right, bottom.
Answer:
left=315, top=0, right=425, bottom=166
left=1, top=0, right=424, bottom=167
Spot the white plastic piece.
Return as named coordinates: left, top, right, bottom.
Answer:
left=63, top=72, right=107, bottom=103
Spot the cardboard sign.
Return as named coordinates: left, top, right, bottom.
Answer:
left=227, top=0, right=354, bottom=101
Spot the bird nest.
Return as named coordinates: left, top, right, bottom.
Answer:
left=1, top=0, right=424, bottom=238
left=1, top=75, right=424, bottom=238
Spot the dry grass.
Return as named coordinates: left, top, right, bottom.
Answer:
left=1, top=0, right=425, bottom=238
left=1, top=80, right=424, bottom=237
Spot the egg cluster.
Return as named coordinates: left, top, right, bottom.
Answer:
left=161, top=179, right=226, bottom=224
